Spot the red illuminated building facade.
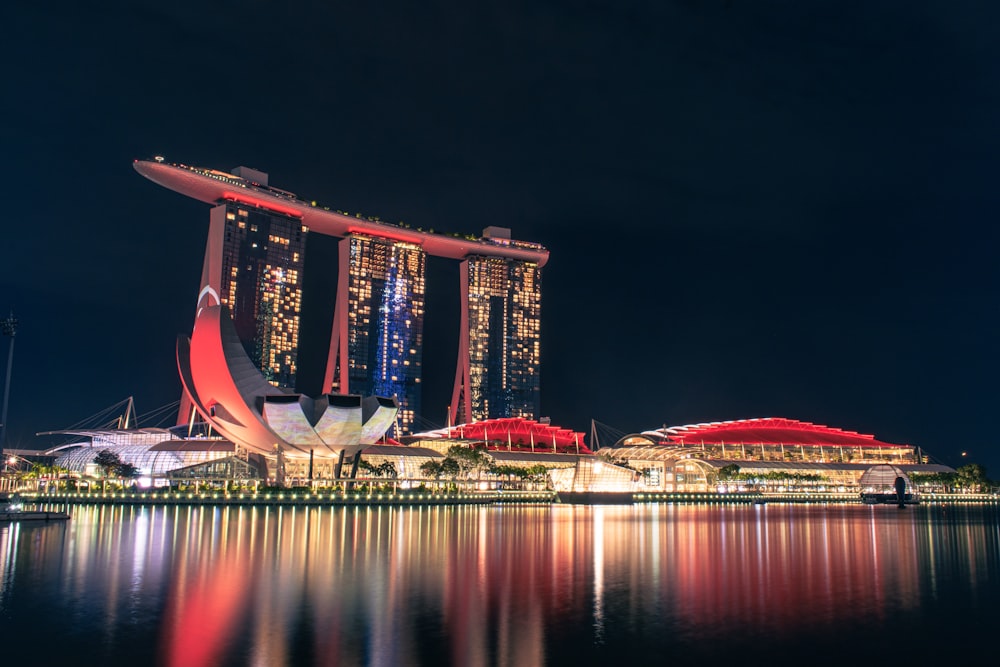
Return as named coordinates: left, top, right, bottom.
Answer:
left=411, top=417, right=589, bottom=454
left=602, top=417, right=950, bottom=493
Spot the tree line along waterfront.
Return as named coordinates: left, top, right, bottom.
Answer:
left=2, top=445, right=557, bottom=499
left=3, top=446, right=998, bottom=506
left=715, top=462, right=995, bottom=494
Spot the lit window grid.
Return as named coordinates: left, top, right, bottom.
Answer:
left=345, top=235, right=426, bottom=434
left=465, top=257, right=542, bottom=421
left=220, top=203, right=307, bottom=389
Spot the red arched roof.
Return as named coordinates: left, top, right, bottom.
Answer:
left=652, top=418, right=906, bottom=448
left=417, top=418, right=591, bottom=454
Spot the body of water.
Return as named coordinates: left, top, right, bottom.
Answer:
left=1, top=502, right=998, bottom=665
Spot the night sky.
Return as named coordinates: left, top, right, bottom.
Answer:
left=2, top=2, right=998, bottom=473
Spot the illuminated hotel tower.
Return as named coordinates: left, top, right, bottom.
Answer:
left=191, top=165, right=306, bottom=390
left=133, top=159, right=549, bottom=432
left=215, top=202, right=306, bottom=388
left=451, top=232, right=542, bottom=425
left=327, top=235, right=425, bottom=433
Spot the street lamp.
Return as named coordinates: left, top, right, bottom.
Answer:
left=5, top=454, right=26, bottom=471
left=3, top=452, right=34, bottom=493
left=1, top=311, right=17, bottom=460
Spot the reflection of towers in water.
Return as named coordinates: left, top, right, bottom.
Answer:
left=216, top=202, right=306, bottom=389
left=453, top=255, right=542, bottom=425
left=332, top=234, right=425, bottom=434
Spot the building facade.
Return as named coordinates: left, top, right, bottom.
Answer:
left=134, top=159, right=549, bottom=435
left=328, top=234, right=426, bottom=434
left=216, top=202, right=306, bottom=388
left=599, top=418, right=951, bottom=493
left=451, top=255, right=542, bottom=424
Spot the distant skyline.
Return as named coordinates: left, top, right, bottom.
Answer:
left=2, top=2, right=998, bottom=473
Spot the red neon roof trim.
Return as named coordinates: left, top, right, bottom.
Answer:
left=658, top=418, right=906, bottom=448
left=431, top=417, right=591, bottom=454
left=222, top=193, right=303, bottom=219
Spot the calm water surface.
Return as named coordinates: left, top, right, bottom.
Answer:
left=1, top=502, right=998, bottom=666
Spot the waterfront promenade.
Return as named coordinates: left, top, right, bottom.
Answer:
left=16, top=489, right=999, bottom=507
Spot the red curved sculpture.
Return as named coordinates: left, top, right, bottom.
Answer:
left=177, top=303, right=398, bottom=458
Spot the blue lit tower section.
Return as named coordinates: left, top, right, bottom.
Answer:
left=451, top=250, right=542, bottom=425
left=215, top=202, right=306, bottom=389
left=328, top=234, right=425, bottom=434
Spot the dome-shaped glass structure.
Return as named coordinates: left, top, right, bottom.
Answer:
left=859, top=464, right=919, bottom=504
left=55, top=445, right=185, bottom=476
left=54, top=444, right=233, bottom=478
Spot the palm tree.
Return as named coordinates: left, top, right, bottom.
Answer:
left=440, top=458, right=460, bottom=480
left=956, top=464, right=988, bottom=493
left=420, top=460, right=444, bottom=480
left=27, top=463, right=68, bottom=493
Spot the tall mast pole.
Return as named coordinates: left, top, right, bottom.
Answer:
left=124, top=396, right=134, bottom=430
left=1, top=312, right=18, bottom=456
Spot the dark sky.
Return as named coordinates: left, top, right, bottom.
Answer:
left=2, top=1, right=998, bottom=473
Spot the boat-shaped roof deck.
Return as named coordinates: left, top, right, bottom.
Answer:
left=134, top=159, right=549, bottom=266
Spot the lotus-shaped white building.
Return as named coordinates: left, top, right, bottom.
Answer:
left=177, top=299, right=398, bottom=463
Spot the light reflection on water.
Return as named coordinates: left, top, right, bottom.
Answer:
left=1, top=503, right=998, bottom=666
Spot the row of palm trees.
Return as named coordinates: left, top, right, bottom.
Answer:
left=4, top=462, right=73, bottom=491
left=716, top=462, right=995, bottom=493
left=4, top=449, right=142, bottom=493
left=909, top=464, right=992, bottom=493
left=355, top=446, right=552, bottom=489
left=6, top=445, right=556, bottom=494
left=415, top=446, right=550, bottom=486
